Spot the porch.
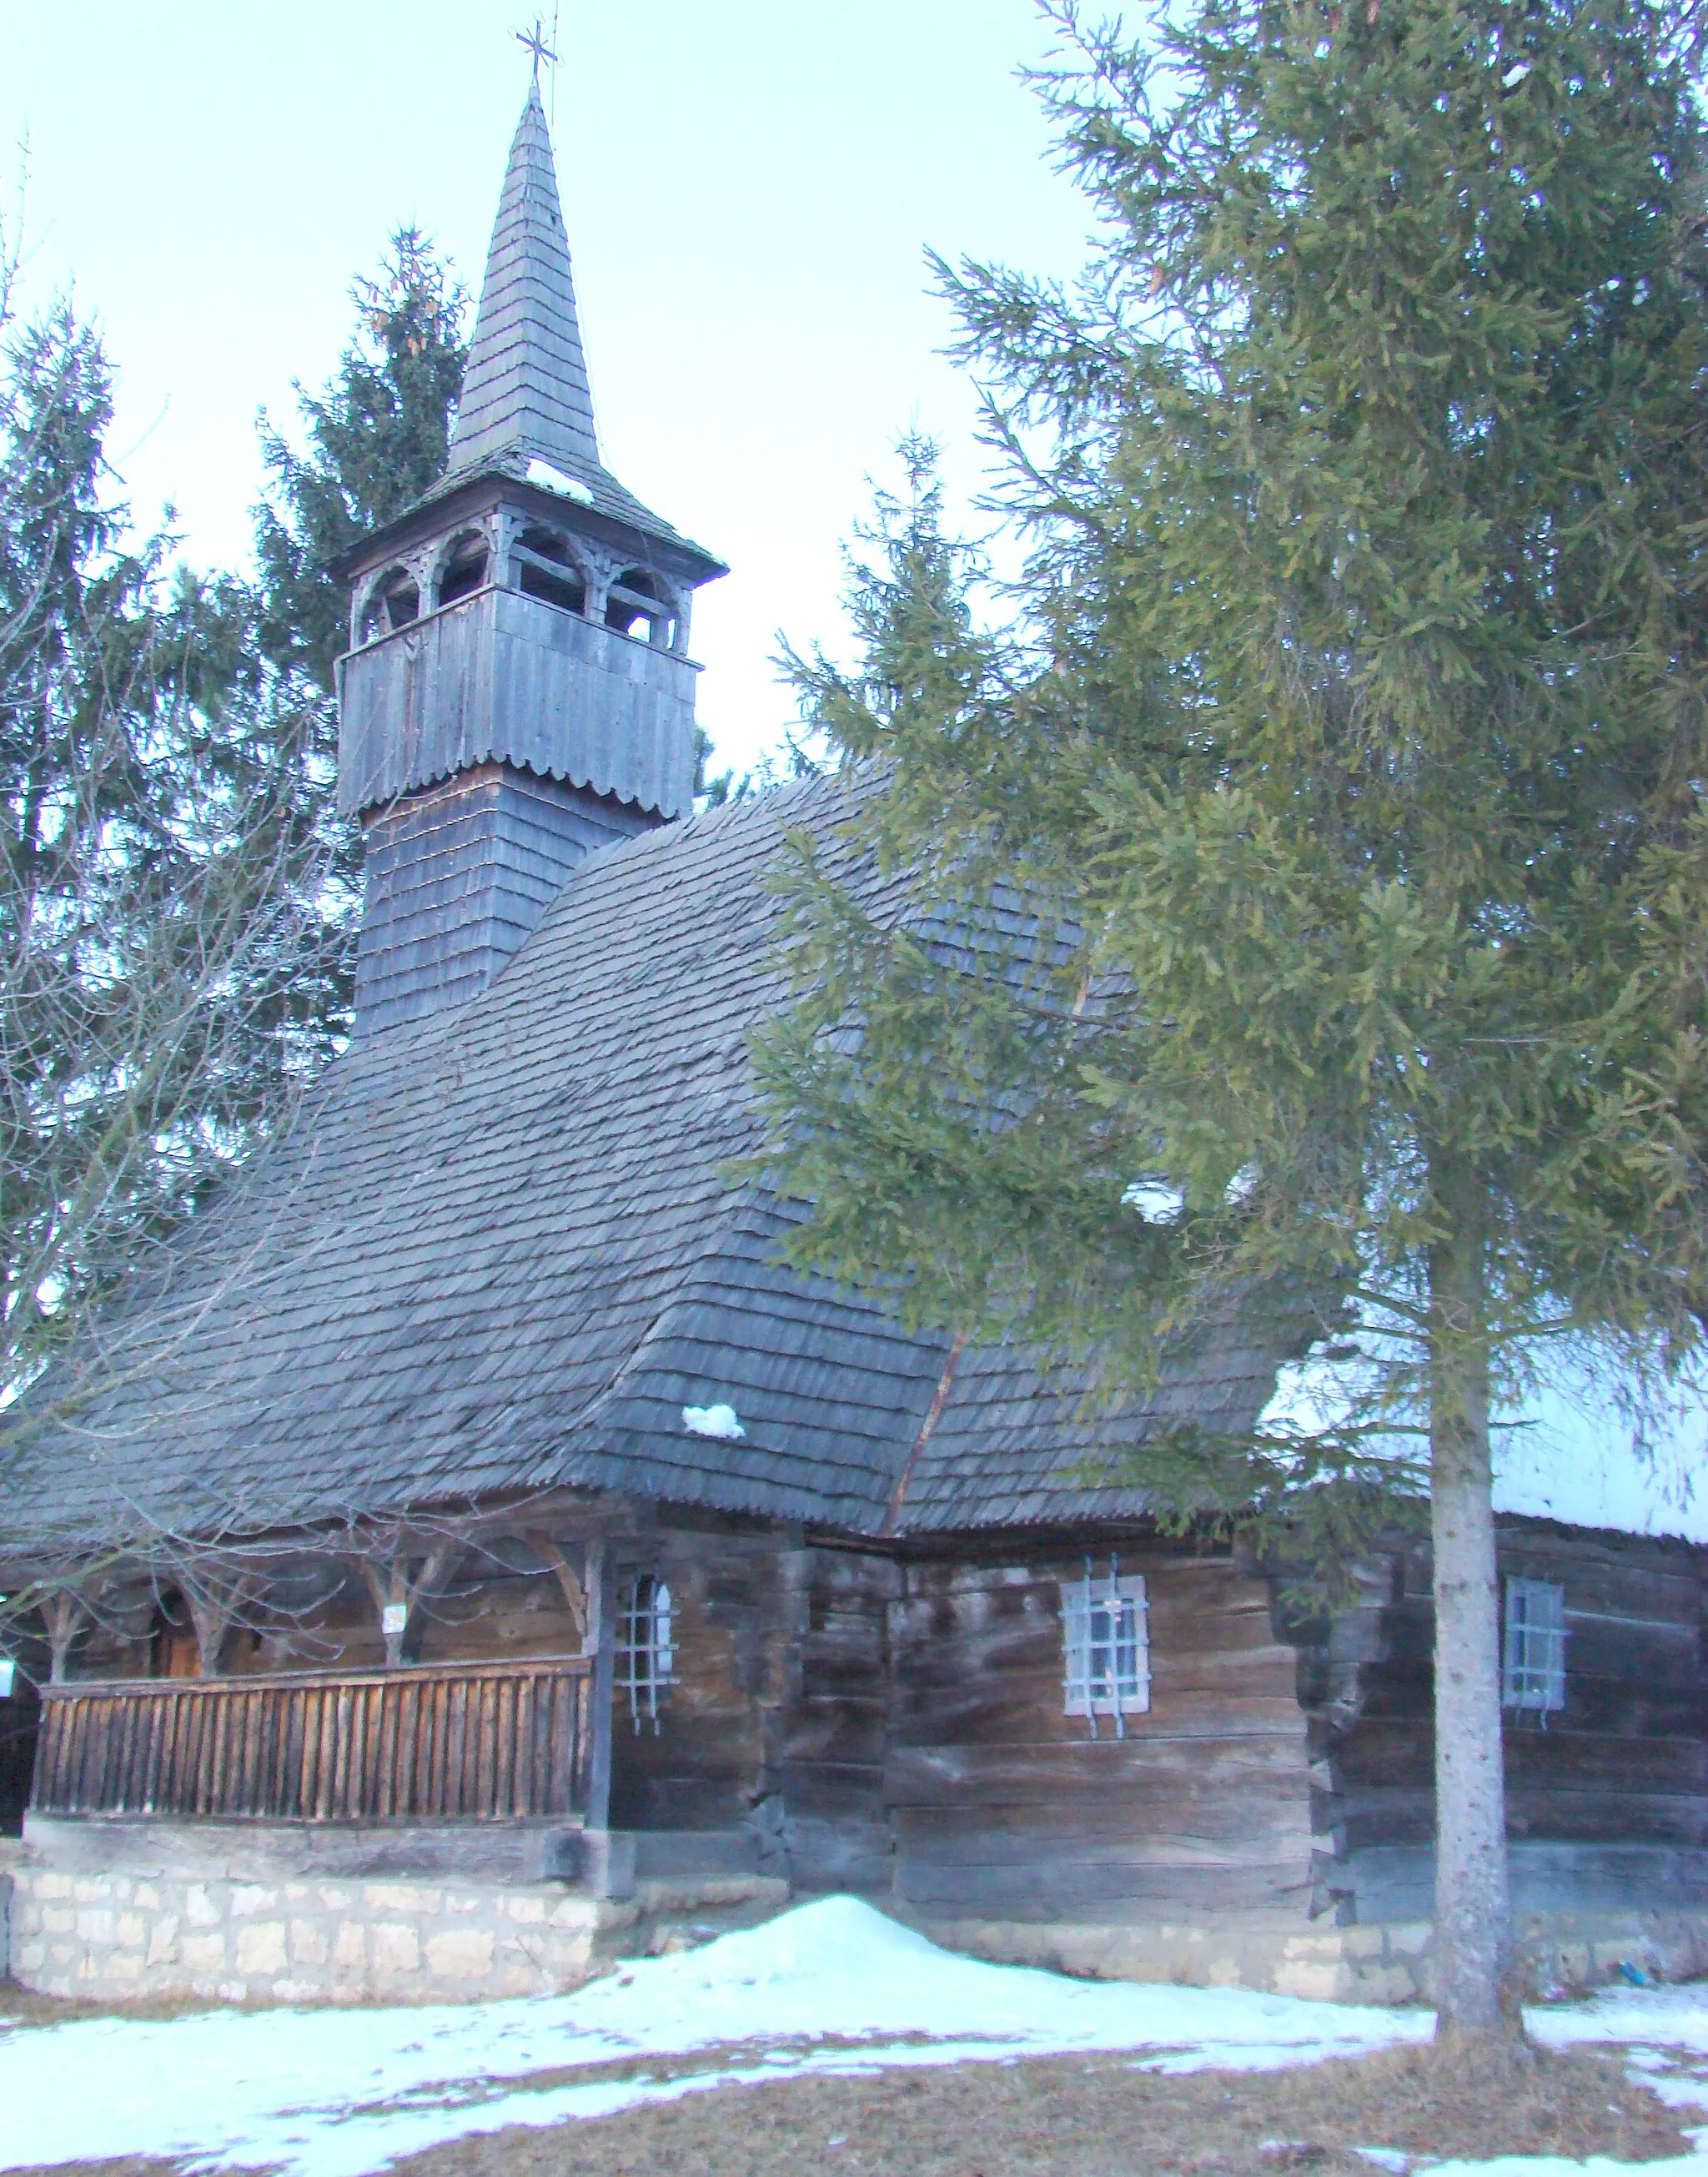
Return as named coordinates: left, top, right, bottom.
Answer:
left=31, top=1654, right=597, bottom=1827
left=8, top=1649, right=790, bottom=2003
left=23, top=1652, right=618, bottom=1886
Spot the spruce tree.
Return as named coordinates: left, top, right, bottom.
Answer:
left=752, top=2, right=1708, bottom=2047
left=254, top=226, right=466, bottom=697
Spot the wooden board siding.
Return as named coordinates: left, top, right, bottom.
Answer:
left=887, top=1550, right=1315, bottom=1923
left=337, top=587, right=700, bottom=822
left=31, top=1657, right=592, bottom=1824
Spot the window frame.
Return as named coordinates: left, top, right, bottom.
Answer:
left=1062, top=1566, right=1150, bottom=1732
left=615, top=1572, right=678, bottom=1734
left=1502, top=1574, right=1567, bottom=1715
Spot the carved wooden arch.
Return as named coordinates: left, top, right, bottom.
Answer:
left=425, top=520, right=495, bottom=607
left=353, top=561, right=424, bottom=646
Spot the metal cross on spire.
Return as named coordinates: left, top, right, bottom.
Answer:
left=515, top=17, right=557, bottom=78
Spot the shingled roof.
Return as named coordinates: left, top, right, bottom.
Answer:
left=4, top=774, right=1285, bottom=1559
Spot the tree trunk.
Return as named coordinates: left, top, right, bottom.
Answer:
left=1428, top=1160, right=1523, bottom=2047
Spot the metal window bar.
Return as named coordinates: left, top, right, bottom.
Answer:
left=615, top=1574, right=676, bottom=1735
left=1062, top=1555, right=1150, bottom=1740
left=1502, top=1576, right=1566, bottom=1717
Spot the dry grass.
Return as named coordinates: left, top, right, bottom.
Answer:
left=5, top=2039, right=1689, bottom=2177
left=0, top=1976, right=219, bottom=2029
left=381, top=2042, right=1685, bottom=2177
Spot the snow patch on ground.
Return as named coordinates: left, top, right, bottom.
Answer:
left=1, top=1897, right=1705, bottom=2177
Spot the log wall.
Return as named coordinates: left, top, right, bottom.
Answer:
left=29, top=1508, right=1703, bottom=1929
left=1309, top=1518, right=1708, bottom=1921
left=603, top=1530, right=897, bottom=1888
left=885, top=1547, right=1315, bottom=1924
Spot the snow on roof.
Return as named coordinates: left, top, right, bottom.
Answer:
left=1490, top=1361, right=1707, bottom=1546
left=1266, top=1345, right=1708, bottom=1548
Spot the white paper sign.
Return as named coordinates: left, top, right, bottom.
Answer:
left=380, top=1604, right=409, bottom=1638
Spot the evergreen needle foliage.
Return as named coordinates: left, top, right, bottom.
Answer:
left=254, top=226, right=467, bottom=698
left=751, top=0, right=1708, bottom=2044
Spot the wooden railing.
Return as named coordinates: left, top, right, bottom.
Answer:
left=30, top=1657, right=593, bottom=1824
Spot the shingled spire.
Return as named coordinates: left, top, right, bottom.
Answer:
left=445, top=82, right=599, bottom=480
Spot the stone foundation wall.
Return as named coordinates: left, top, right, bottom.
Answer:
left=3, top=1861, right=786, bottom=2005
left=922, top=1903, right=1708, bottom=2006
left=10, top=1833, right=1707, bottom=2009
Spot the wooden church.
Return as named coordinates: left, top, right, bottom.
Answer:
left=1, top=82, right=1705, bottom=2008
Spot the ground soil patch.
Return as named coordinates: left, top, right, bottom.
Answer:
left=7, top=2040, right=1688, bottom=2177
left=384, top=2043, right=1687, bottom=2177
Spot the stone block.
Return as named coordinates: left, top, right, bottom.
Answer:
left=424, top=1928, right=496, bottom=1981
left=333, top=1922, right=367, bottom=1970
left=40, top=1907, right=74, bottom=1936
left=231, top=1884, right=279, bottom=1919
left=134, top=1884, right=162, bottom=1911
left=235, top=1922, right=289, bottom=1975
left=29, top=1872, right=73, bottom=1901
left=1385, top=1922, right=1432, bottom=1958
left=181, top=1933, right=227, bottom=1973
left=290, top=1918, right=330, bottom=1968
left=108, top=1952, right=145, bottom=1983
left=1281, top=1934, right=1344, bottom=1963
left=115, top=1913, right=146, bottom=1948
left=147, top=1917, right=182, bottom=1966
left=364, top=1884, right=441, bottom=1917
left=545, top=1897, right=600, bottom=1930
left=1272, top=1960, right=1347, bottom=2002
left=185, top=1884, right=222, bottom=1928
left=505, top=1896, right=548, bottom=1923
left=369, top=1923, right=421, bottom=1977
left=317, top=1885, right=354, bottom=1912
left=75, top=1908, right=117, bottom=1947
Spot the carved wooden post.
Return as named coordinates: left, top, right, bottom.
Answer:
left=584, top=1540, right=614, bottom=1833
left=40, top=1590, right=89, bottom=1684
left=179, top=1571, right=259, bottom=1677
left=361, top=1541, right=463, bottom=1667
left=530, top=1532, right=588, bottom=1644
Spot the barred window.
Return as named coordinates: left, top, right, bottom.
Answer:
left=616, top=1574, right=676, bottom=1734
left=1062, top=1564, right=1149, bottom=1734
left=1503, top=1576, right=1566, bottom=1714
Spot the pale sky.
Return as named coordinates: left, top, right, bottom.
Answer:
left=1, top=1, right=1094, bottom=774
